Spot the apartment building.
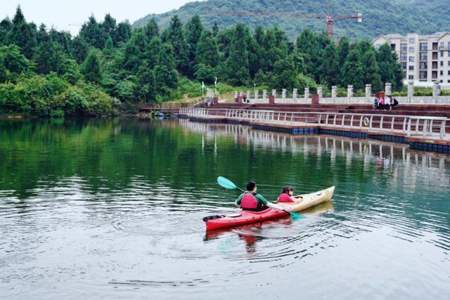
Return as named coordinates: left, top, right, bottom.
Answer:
left=373, top=32, right=450, bottom=87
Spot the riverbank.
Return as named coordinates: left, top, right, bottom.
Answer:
left=180, top=108, right=450, bottom=154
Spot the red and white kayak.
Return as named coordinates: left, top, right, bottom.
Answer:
left=203, top=186, right=335, bottom=231
left=203, top=208, right=289, bottom=231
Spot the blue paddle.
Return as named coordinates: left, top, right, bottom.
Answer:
left=217, top=176, right=301, bottom=220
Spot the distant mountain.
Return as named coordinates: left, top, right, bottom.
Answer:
left=134, top=0, right=450, bottom=39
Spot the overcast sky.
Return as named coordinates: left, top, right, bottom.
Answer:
left=2, top=0, right=197, bottom=33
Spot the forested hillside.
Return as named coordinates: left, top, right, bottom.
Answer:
left=135, top=0, right=450, bottom=39
left=0, top=7, right=402, bottom=118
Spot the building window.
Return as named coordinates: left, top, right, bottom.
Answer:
left=441, top=61, right=444, bottom=67
left=401, top=62, right=407, bottom=70
left=419, top=71, right=427, bottom=81
left=432, top=71, right=438, bottom=79
left=432, top=61, right=438, bottom=69
left=440, top=70, right=443, bottom=76
left=400, top=55, right=407, bottom=61
left=448, top=70, right=450, bottom=76
left=448, top=42, right=450, bottom=55
left=419, top=62, right=427, bottom=69
left=390, top=44, right=396, bottom=50
left=419, top=42, right=428, bottom=51
left=432, top=52, right=438, bottom=60
left=419, top=52, right=427, bottom=60
left=401, top=43, right=407, bottom=51
left=409, top=56, right=415, bottom=62
left=408, top=75, right=414, bottom=80
left=441, top=51, right=444, bottom=57
left=432, top=42, right=438, bottom=50
left=448, top=60, right=450, bottom=67
left=409, top=46, right=415, bottom=52
left=448, top=80, right=450, bottom=83
left=408, top=66, right=414, bottom=71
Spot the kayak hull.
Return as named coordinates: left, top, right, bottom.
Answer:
left=278, top=186, right=335, bottom=212
left=205, top=208, right=289, bottom=231
left=204, top=186, right=335, bottom=231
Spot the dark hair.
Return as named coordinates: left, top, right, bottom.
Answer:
left=246, top=181, right=256, bottom=191
left=281, top=186, right=293, bottom=194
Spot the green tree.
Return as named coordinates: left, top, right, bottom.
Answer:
left=49, top=29, right=72, bottom=55
left=102, top=14, right=117, bottom=42
left=8, top=7, right=37, bottom=58
left=319, top=43, right=338, bottom=87
left=154, top=43, right=178, bottom=98
left=79, top=16, right=105, bottom=49
left=342, top=48, right=364, bottom=90
left=137, top=66, right=155, bottom=102
left=144, top=37, right=162, bottom=69
left=62, top=58, right=82, bottom=84
left=337, top=37, right=350, bottom=85
left=272, top=55, right=298, bottom=89
left=144, top=19, right=159, bottom=43
left=104, top=35, right=114, bottom=54
left=71, top=37, right=89, bottom=64
left=222, top=24, right=249, bottom=86
left=0, top=45, right=30, bottom=82
left=361, top=49, right=382, bottom=92
left=0, top=18, right=12, bottom=45
left=81, top=50, right=102, bottom=83
left=113, top=21, right=132, bottom=45
left=196, top=31, right=219, bottom=67
left=377, top=44, right=403, bottom=90
left=296, top=29, right=320, bottom=79
left=194, top=64, right=216, bottom=84
left=34, top=35, right=66, bottom=75
left=164, top=16, right=189, bottom=75
left=185, top=15, right=204, bottom=77
left=121, top=30, right=146, bottom=73
left=212, top=23, right=219, bottom=37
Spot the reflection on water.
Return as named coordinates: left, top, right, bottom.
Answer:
left=0, top=119, right=449, bottom=300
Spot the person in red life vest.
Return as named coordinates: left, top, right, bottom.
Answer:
left=277, top=186, right=303, bottom=203
left=235, top=181, right=270, bottom=211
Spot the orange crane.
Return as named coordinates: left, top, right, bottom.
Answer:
left=206, top=11, right=363, bottom=38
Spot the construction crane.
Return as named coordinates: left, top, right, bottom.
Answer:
left=323, top=13, right=363, bottom=38
left=205, top=11, right=363, bottom=38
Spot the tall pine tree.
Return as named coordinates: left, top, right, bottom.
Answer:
left=223, top=24, right=250, bottom=86
left=81, top=50, right=102, bottom=83
left=342, top=48, right=364, bottom=90
left=154, top=43, right=178, bottom=98
left=164, top=16, right=189, bottom=76
left=185, top=16, right=203, bottom=77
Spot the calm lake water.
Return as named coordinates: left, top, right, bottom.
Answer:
left=0, top=118, right=449, bottom=300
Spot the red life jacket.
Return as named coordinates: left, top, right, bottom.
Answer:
left=240, top=192, right=258, bottom=209
left=277, top=193, right=293, bottom=203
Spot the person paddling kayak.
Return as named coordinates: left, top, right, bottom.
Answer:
left=236, top=181, right=270, bottom=211
left=277, top=186, right=303, bottom=203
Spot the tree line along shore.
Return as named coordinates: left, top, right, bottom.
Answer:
left=0, top=7, right=403, bottom=118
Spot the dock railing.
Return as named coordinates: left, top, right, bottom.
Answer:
left=179, top=108, right=448, bottom=140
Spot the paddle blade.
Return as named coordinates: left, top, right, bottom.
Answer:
left=217, top=176, right=238, bottom=190
left=290, top=212, right=302, bottom=221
